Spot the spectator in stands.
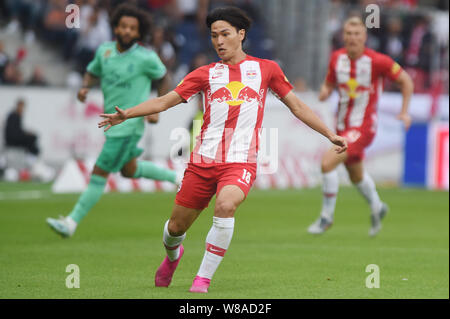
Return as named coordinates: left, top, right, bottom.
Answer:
left=0, top=41, right=10, bottom=82
left=75, top=1, right=111, bottom=73
left=1, top=61, right=23, bottom=85
left=405, top=15, right=434, bottom=71
left=42, top=0, right=78, bottom=60
left=27, top=66, right=49, bottom=86
left=4, top=98, right=39, bottom=156
left=404, top=14, right=435, bottom=90
left=3, top=98, right=55, bottom=182
left=4, top=0, right=46, bottom=45
left=380, top=16, right=406, bottom=65
left=170, top=0, right=210, bottom=74
left=150, top=24, right=177, bottom=72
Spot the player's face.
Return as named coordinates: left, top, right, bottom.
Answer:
left=210, top=20, right=245, bottom=61
left=115, top=16, right=140, bottom=50
left=343, top=24, right=367, bottom=55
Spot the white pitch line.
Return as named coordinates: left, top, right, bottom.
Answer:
left=0, top=190, right=51, bottom=200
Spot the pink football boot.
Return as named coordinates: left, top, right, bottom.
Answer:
left=155, top=245, right=184, bottom=287
left=189, top=275, right=211, bottom=293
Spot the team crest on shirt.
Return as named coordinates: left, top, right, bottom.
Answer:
left=104, top=49, right=111, bottom=58
left=246, top=69, right=257, bottom=79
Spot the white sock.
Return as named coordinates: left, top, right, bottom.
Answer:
left=355, top=171, right=382, bottom=214
left=197, top=216, right=235, bottom=280
left=320, top=170, right=339, bottom=220
left=163, top=220, right=186, bottom=262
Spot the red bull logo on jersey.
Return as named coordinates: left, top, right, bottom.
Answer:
left=210, top=81, right=263, bottom=107
left=339, top=78, right=370, bottom=99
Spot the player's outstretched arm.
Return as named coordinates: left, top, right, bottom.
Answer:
left=98, top=91, right=184, bottom=131
left=145, top=74, right=173, bottom=124
left=281, top=91, right=347, bottom=153
left=394, top=70, right=414, bottom=130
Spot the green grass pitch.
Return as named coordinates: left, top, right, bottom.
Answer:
left=0, top=182, right=448, bottom=299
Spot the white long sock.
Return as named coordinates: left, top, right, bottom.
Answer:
left=320, top=170, right=339, bottom=220
left=197, top=216, right=235, bottom=280
left=355, top=171, right=382, bottom=214
left=163, top=220, right=186, bottom=262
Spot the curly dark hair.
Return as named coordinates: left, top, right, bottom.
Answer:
left=110, top=3, right=153, bottom=43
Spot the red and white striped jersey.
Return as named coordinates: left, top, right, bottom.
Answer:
left=326, top=48, right=403, bottom=133
left=175, top=55, right=293, bottom=164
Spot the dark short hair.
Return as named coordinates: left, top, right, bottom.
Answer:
left=206, top=6, right=252, bottom=42
left=110, top=3, right=153, bottom=43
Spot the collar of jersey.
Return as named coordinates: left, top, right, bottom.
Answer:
left=114, top=42, right=138, bottom=56
left=219, top=54, right=250, bottom=66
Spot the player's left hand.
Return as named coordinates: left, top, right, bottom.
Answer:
left=98, top=106, right=127, bottom=132
left=329, top=134, right=348, bottom=154
left=397, top=112, right=412, bottom=131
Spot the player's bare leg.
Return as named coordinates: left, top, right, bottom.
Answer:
left=346, top=161, right=388, bottom=236
left=46, top=165, right=109, bottom=237
left=190, top=185, right=245, bottom=293
left=308, top=148, right=347, bottom=234
left=155, top=204, right=202, bottom=287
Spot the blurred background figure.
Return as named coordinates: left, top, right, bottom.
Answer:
left=74, top=0, right=111, bottom=74
left=42, top=0, right=78, bottom=60
left=4, top=0, right=46, bottom=45
left=2, top=98, right=55, bottom=182
left=4, top=98, right=39, bottom=157
left=26, top=66, right=49, bottom=86
left=380, top=16, right=405, bottom=65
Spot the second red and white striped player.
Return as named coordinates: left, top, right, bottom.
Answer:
left=327, top=46, right=403, bottom=164
left=308, top=16, right=414, bottom=237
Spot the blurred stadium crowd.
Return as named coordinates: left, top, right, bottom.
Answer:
left=0, top=0, right=274, bottom=89
left=0, top=0, right=448, bottom=94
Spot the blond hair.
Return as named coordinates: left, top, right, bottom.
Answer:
left=343, top=16, right=366, bottom=30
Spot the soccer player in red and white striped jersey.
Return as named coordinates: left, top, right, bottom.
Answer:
left=99, top=7, right=347, bottom=293
left=307, top=16, right=414, bottom=236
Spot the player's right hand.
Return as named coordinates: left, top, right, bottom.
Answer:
left=98, top=106, right=127, bottom=132
left=77, top=88, right=89, bottom=102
